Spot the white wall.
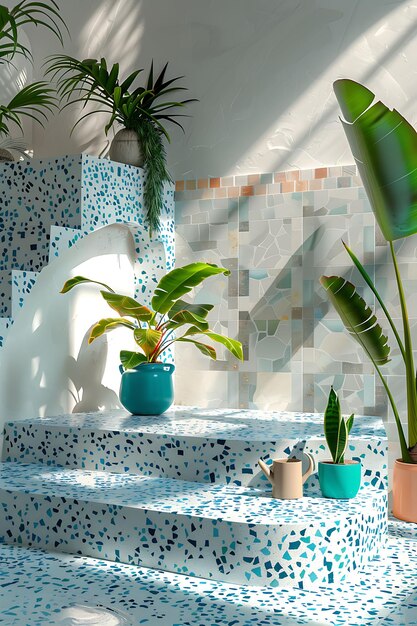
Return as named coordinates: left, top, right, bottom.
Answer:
left=0, top=223, right=141, bottom=440
left=11, top=0, right=415, bottom=179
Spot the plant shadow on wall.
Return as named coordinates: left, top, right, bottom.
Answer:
left=0, top=224, right=143, bottom=424
left=130, top=1, right=413, bottom=177
left=64, top=327, right=121, bottom=412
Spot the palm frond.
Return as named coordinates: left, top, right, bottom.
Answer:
left=0, top=0, right=67, bottom=63
left=0, top=81, right=56, bottom=135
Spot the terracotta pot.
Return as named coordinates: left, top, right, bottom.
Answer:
left=109, top=129, right=144, bottom=167
left=393, top=459, right=417, bottom=522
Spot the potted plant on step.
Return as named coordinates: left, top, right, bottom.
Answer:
left=46, top=56, right=197, bottom=235
left=61, top=262, right=243, bottom=416
left=320, top=79, right=417, bottom=521
left=319, top=387, right=359, bottom=499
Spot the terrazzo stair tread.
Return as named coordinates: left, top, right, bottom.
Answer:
left=0, top=461, right=386, bottom=588
left=11, top=269, right=39, bottom=317
left=2, top=406, right=388, bottom=489
left=0, top=520, right=417, bottom=626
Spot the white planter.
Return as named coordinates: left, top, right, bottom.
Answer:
left=109, top=129, right=144, bottom=167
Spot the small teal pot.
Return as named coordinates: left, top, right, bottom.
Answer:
left=119, top=362, right=175, bottom=415
left=318, top=460, right=361, bottom=499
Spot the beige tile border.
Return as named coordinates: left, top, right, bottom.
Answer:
left=175, top=165, right=360, bottom=198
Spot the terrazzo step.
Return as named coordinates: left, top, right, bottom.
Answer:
left=0, top=461, right=386, bottom=589
left=0, top=154, right=175, bottom=318
left=0, top=519, right=416, bottom=626
left=11, top=269, right=39, bottom=317
left=2, top=406, right=388, bottom=489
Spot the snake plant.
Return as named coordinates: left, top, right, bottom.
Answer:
left=321, top=79, right=417, bottom=463
left=61, top=262, right=243, bottom=367
left=46, top=56, right=197, bottom=235
left=324, top=387, right=354, bottom=464
left=0, top=1, right=67, bottom=140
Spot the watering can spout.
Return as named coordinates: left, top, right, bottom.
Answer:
left=258, top=459, right=274, bottom=484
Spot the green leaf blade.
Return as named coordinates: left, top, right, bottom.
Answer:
left=334, top=79, right=417, bottom=242
left=89, top=317, right=136, bottom=343
left=134, top=328, right=162, bottom=357
left=120, top=350, right=147, bottom=369
left=191, top=330, right=243, bottom=361
left=176, top=337, right=216, bottom=360
left=324, top=387, right=341, bottom=463
left=101, top=291, right=153, bottom=321
left=61, top=276, right=114, bottom=294
left=320, top=275, right=391, bottom=366
left=151, top=263, right=230, bottom=314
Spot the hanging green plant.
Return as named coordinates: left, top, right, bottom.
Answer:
left=46, top=56, right=197, bottom=235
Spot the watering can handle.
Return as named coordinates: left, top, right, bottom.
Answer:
left=165, top=363, right=175, bottom=373
left=119, top=364, right=124, bottom=375
left=302, top=453, right=315, bottom=483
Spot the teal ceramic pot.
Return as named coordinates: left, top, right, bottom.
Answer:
left=318, top=460, right=361, bottom=499
left=119, top=362, right=175, bottom=415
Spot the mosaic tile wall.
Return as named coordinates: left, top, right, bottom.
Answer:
left=175, top=165, right=411, bottom=419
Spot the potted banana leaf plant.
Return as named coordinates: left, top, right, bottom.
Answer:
left=0, top=1, right=67, bottom=158
left=61, top=262, right=243, bottom=416
left=320, top=78, right=417, bottom=522
left=46, top=56, right=197, bottom=235
left=319, top=387, right=359, bottom=499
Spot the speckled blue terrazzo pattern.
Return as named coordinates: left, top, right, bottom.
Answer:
left=81, top=155, right=175, bottom=279
left=0, top=154, right=175, bottom=323
left=2, top=407, right=388, bottom=488
left=0, top=521, right=417, bottom=626
left=11, top=269, right=38, bottom=316
left=0, top=461, right=387, bottom=589
left=0, top=156, right=82, bottom=316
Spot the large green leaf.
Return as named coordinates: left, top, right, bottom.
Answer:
left=334, top=79, right=417, bottom=242
left=60, top=275, right=114, bottom=294
left=320, top=275, right=390, bottom=366
left=165, top=309, right=209, bottom=332
left=151, top=263, right=230, bottom=314
left=89, top=317, right=136, bottom=344
left=342, top=241, right=405, bottom=360
left=168, top=299, right=214, bottom=319
left=185, top=329, right=243, bottom=361
left=134, top=328, right=162, bottom=356
left=101, top=291, right=153, bottom=322
left=120, top=350, right=147, bottom=369
left=176, top=337, right=217, bottom=360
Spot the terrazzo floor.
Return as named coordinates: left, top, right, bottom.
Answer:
left=0, top=519, right=416, bottom=626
